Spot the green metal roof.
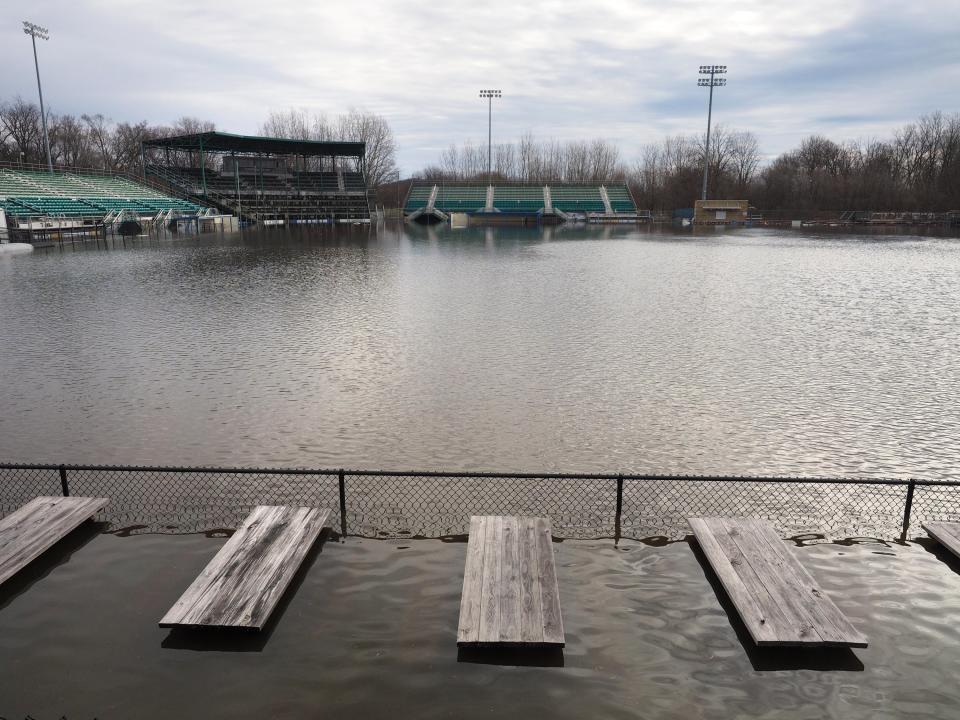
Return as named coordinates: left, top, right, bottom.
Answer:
left=143, top=131, right=365, bottom=157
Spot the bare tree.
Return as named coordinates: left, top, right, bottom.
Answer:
left=52, top=113, right=95, bottom=168
left=1, top=97, right=44, bottom=164
left=81, top=113, right=116, bottom=170
left=728, top=130, right=761, bottom=193
left=334, top=109, right=397, bottom=186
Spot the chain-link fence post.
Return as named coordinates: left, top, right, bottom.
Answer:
left=615, top=474, right=623, bottom=543
left=338, top=469, right=347, bottom=539
left=901, top=479, right=916, bottom=540
left=58, top=465, right=70, bottom=497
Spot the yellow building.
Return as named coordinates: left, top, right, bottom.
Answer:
left=694, top=199, right=749, bottom=224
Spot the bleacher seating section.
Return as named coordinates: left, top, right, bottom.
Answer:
left=405, top=183, right=638, bottom=216
left=605, top=186, right=636, bottom=213
left=144, top=164, right=370, bottom=223
left=0, top=169, right=204, bottom=219
left=434, top=186, right=487, bottom=212
left=404, top=186, right=433, bottom=212
left=494, top=186, right=545, bottom=212
left=550, top=186, right=606, bottom=213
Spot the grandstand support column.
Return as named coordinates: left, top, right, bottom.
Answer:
left=199, top=136, right=207, bottom=197
left=140, top=143, right=146, bottom=179
left=233, top=152, right=242, bottom=221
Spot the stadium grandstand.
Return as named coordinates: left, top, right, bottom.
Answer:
left=143, top=132, right=371, bottom=225
left=404, top=182, right=647, bottom=223
left=0, top=165, right=209, bottom=240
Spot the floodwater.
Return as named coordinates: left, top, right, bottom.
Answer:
left=2, top=531, right=960, bottom=719
left=1, top=223, right=959, bottom=479
left=3, top=223, right=960, bottom=718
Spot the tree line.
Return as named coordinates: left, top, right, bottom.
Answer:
left=2, top=93, right=957, bottom=211
left=419, top=134, right=624, bottom=185
left=258, top=108, right=397, bottom=187
left=419, top=112, right=960, bottom=213
left=0, top=98, right=398, bottom=187
left=0, top=96, right=216, bottom=175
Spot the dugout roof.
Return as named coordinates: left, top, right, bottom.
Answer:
left=143, top=131, right=365, bottom=157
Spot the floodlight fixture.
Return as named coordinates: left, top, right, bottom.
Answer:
left=697, top=64, right=728, bottom=201
left=479, top=90, right=503, bottom=184
left=23, top=21, right=49, bottom=40
left=23, top=20, right=53, bottom=172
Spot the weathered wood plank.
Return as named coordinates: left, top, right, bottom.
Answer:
left=478, top=516, right=502, bottom=643
left=535, top=517, right=564, bottom=646
left=689, top=517, right=867, bottom=648
left=924, top=522, right=960, bottom=561
left=499, top=516, right=522, bottom=642
left=456, top=516, right=487, bottom=644
left=0, top=496, right=108, bottom=587
left=457, top=516, right=563, bottom=647
left=159, top=505, right=330, bottom=630
left=717, top=518, right=824, bottom=644
left=518, top=517, right=544, bottom=643
left=688, top=517, right=782, bottom=645
left=740, top=518, right=867, bottom=647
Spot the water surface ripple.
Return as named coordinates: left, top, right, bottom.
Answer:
left=1, top=534, right=958, bottom=719
left=1, top=224, right=958, bottom=479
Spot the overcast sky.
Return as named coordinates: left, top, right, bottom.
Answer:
left=3, top=0, right=958, bottom=174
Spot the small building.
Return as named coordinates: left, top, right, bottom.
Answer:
left=694, top=199, right=748, bottom=224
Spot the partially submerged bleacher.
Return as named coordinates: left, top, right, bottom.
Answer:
left=404, top=182, right=643, bottom=223
left=142, top=131, right=371, bottom=225
left=0, top=168, right=205, bottom=224
left=145, top=165, right=370, bottom=224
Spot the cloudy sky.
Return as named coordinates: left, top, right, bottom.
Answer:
left=3, top=0, right=958, bottom=173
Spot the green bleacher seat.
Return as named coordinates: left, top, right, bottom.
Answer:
left=0, top=168, right=207, bottom=220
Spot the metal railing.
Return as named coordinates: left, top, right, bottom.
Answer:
left=1, top=462, right=958, bottom=541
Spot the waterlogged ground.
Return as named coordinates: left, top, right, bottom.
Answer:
left=1, top=532, right=960, bottom=719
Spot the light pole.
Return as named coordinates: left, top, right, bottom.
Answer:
left=697, top=65, right=727, bottom=201
left=23, top=21, right=53, bottom=173
left=479, top=89, right=501, bottom=185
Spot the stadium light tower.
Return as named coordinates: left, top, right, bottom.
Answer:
left=479, top=90, right=501, bottom=185
left=23, top=21, right=53, bottom=173
left=697, top=64, right=727, bottom=201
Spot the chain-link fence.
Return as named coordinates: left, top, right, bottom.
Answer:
left=1, top=463, right=958, bottom=540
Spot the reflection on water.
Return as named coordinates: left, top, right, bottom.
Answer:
left=2, top=534, right=960, bottom=719
left=1, top=223, right=958, bottom=480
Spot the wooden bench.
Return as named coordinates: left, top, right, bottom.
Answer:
left=923, top=522, right=960, bottom=560
left=0, top=496, right=109, bottom=587
left=457, top=515, right=564, bottom=647
left=689, top=517, right=867, bottom=647
left=160, top=505, right=331, bottom=631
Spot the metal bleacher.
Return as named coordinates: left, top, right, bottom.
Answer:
left=493, top=186, right=546, bottom=212
left=549, top=186, right=606, bottom=213
left=142, top=131, right=370, bottom=224
left=405, top=182, right=639, bottom=220
left=0, top=168, right=205, bottom=222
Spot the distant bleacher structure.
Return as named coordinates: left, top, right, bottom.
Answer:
left=404, top=182, right=647, bottom=224
left=143, top=132, right=371, bottom=224
left=0, top=166, right=207, bottom=237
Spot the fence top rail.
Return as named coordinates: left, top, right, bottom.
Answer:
left=0, top=462, right=950, bottom=485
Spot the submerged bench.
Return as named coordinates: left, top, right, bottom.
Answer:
left=923, top=522, right=960, bottom=560
left=457, top=515, right=564, bottom=647
left=160, top=505, right=331, bottom=631
left=0, top=496, right=109, bottom=587
left=689, top=517, right=867, bottom=648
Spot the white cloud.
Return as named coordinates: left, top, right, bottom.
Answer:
left=2, top=0, right=958, bottom=173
